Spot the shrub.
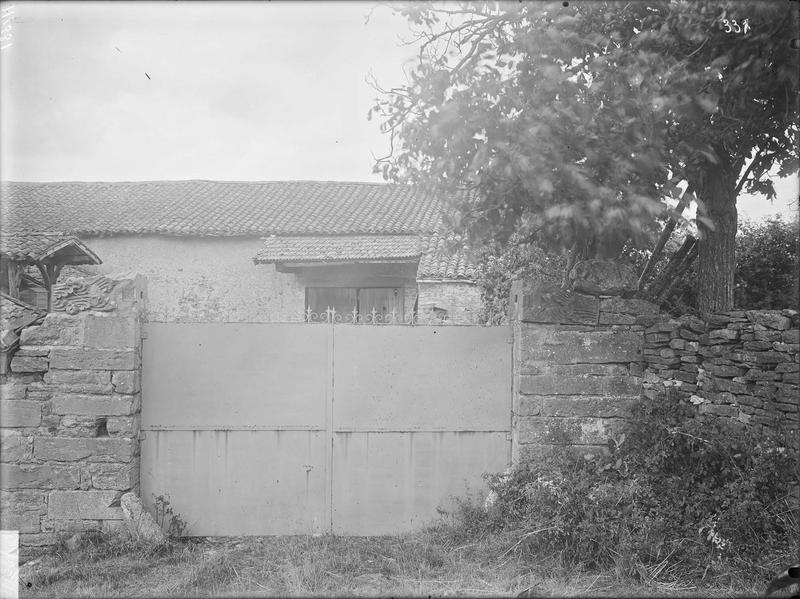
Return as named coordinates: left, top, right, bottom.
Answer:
left=735, top=216, right=800, bottom=309
left=451, top=391, right=798, bottom=586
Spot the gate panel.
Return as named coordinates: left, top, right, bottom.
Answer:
left=141, top=323, right=331, bottom=535
left=332, top=326, right=511, bottom=534
left=142, top=323, right=329, bottom=429
left=331, top=431, right=509, bottom=535
left=141, top=430, right=327, bottom=535
left=333, top=326, right=511, bottom=431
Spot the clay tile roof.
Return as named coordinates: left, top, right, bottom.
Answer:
left=0, top=180, right=465, bottom=237
left=254, top=235, right=422, bottom=264
left=417, top=230, right=478, bottom=281
left=0, top=232, right=101, bottom=264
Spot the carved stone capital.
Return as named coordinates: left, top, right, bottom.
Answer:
left=52, top=275, right=117, bottom=314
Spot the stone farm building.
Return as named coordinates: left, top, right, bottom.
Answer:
left=1, top=181, right=481, bottom=323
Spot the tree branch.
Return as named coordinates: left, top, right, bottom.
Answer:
left=637, top=185, right=693, bottom=290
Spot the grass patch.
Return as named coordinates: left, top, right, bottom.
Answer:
left=20, top=527, right=771, bottom=597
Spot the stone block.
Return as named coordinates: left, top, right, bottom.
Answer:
left=519, top=373, right=640, bottom=396
left=570, top=260, right=637, bottom=296
left=48, top=490, right=123, bottom=520
left=19, top=532, right=58, bottom=546
left=121, top=492, right=166, bottom=543
left=776, top=362, right=800, bottom=373
left=517, top=395, right=541, bottom=416
left=0, top=512, right=41, bottom=533
left=599, top=297, right=659, bottom=316
left=746, top=311, right=792, bottom=330
left=25, top=384, right=55, bottom=402
left=51, top=393, right=137, bottom=416
left=0, top=434, right=31, bottom=461
left=88, top=463, right=137, bottom=490
left=10, top=356, right=49, bottom=373
left=782, top=329, right=800, bottom=344
left=57, top=415, right=106, bottom=437
left=111, top=371, right=141, bottom=394
left=14, top=348, right=50, bottom=358
left=540, top=396, right=635, bottom=418
left=0, top=400, right=42, bottom=427
left=49, top=348, right=139, bottom=371
left=755, top=352, right=789, bottom=364
left=517, top=416, right=623, bottom=445
left=84, top=315, right=138, bottom=349
left=34, top=437, right=135, bottom=462
left=598, top=313, right=637, bottom=325
left=708, top=328, right=739, bottom=341
left=0, top=463, right=81, bottom=489
left=106, top=415, right=141, bottom=437
left=0, top=490, right=48, bottom=515
left=0, top=383, right=28, bottom=400
left=773, top=342, right=800, bottom=353
left=520, top=328, right=643, bottom=364
left=53, top=519, right=103, bottom=533
left=743, top=341, right=775, bottom=351
left=20, top=313, right=84, bottom=346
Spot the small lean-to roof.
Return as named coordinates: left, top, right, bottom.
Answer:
left=0, top=180, right=458, bottom=237
left=254, top=235, right=422, bottom=264
left=0, top=232, right=101, bottom=265
left=417, top=230, right=478, bottom=281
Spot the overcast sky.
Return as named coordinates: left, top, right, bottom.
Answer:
left=0, top=1, right=796, bottom=222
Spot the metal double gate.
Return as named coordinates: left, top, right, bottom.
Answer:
left=140, top=323, right=511, bottom=536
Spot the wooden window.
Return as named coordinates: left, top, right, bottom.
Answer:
left=306, top=287, right=404, bottom=320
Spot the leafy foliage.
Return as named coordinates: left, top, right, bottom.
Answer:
left=152, top=493, right=187, bottom=538
left=371, top=1, right=799, bottom=310
left=448, top=392, right=798, bottom=584
left=735, top=216, right=800, bottom=309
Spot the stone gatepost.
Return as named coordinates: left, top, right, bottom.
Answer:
left=508, top=260, right=659, bottom=463
left=0, top=274, right=146, bottom=553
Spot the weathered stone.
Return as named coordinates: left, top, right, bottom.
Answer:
left=88, top=463, right=137, bottom=490
left=20, top=313, right=84, bottom=346
left=540, top=396, right=636, bottom=418
left=19, top=532, right=58, bottom=546
left=0, top=400, right=42, bottom=427
left=773, top=342, right=800, bottom=353
left=34, top=437, right=135, bottom=462
left=521, top=328, right=643, bottom=364
left=106, top=415, right=141, bottom=437
left=111, top=371, right=141, bottom=394
left=57, top=415, right=108, bottom=437
left=549, top=363, right=630, bottom=376
left=10, top=356, right=49, bottom=373
left=710, top=365, right=743, bottom=378
left=522, top=286, right=599, bottom=325
left=49, top=348, right=139, bottom=371
left=599, top=297, right=659, bottom=316
left=570, top=260, right=637, bottom=296
left=743, top=341, right=775, bottom=351
left=0, top=490, right=48, bottom=516
left=708, top=328, right=739, bottom=341
left=698, top=404, right=737, bottom=417
left=51, top=393, right=137, bottom=416
left=53, top=520, right=102, bottom=533
left=121, top=493, right=166, bottom=543
left=25, top=384, right=55, bottom=401
left=743, top=369, right=781, bottom=382
left=0, top=433, right=31, bottom=461
left=782, top=329, right=800, bottom=344
left=48, top=490, right=123, bottom=520
left=84, top=315, right=138, bottom=349
left=0, top=383, right=28, bottom=400
left=14, top=348, right=50, bottom=357
left=746, top=311, right=792, bottom=330
left=598, top=313, right=637, bottom=325
left=0, top=463, right=81, bottom=489
left=517, top=395, right=541, bottom=416
left=776, top=362, right=800, bottom=373
left=519, top=374, right=641, bottom=396
left=517, top=416, right=623, bottom=445
left=755, top=352, right=789, bottom=364
left=0, top=512, right=41, bottom=533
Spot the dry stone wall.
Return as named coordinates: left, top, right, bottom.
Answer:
left=642, top=309, right=799, bottom=446
left=0, top=274, right=145, bottom=554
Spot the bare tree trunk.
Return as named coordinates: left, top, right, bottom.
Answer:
left=695, top=154, right=737, bottom=312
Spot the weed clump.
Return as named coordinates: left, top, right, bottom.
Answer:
left=442, top=391, right=799, bottom=587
